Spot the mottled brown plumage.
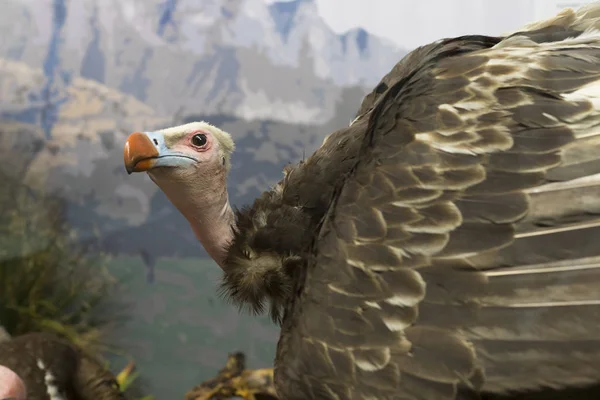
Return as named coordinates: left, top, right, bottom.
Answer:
left=124, top=3, right=600, bottom=399
left=0, top=332, right=124, bottom=400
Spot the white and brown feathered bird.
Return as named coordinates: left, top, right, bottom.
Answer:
left=0, top=332, right=124, bottom=400
left=124, top=3, right=600, bottom=399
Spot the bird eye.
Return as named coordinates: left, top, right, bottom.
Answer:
left=191, top=133, right=207, bottom=147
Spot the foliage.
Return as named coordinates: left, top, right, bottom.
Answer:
left=0, top=169, right=124, bottom=353
left=113, top=360, right=155, bottom=400
left=0, top=167, right=153, bottom=399
left=184, top=352, right=277, bottom=400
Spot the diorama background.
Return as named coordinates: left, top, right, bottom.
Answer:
left=0, top=0, right=593, bottom=398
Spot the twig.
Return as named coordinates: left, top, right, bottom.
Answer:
left=185, top=352, right=278, bottom=400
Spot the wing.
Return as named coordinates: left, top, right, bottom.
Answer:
left=274, top=13, right=600, bottom=400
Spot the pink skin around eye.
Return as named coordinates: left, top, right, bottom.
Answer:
left=186, top=131, right=212, bottom=152
left=0, top=365, right=27, bottom=400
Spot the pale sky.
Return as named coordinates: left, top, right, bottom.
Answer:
left=265, top=0, right=598, bottom=49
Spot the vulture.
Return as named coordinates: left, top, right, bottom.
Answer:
left=124, top=3, right=600, bottom=400
left=0, top=332, right=124, bottom=400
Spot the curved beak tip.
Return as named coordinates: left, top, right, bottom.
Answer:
left=123, top=132, right=160, bottom=174
left=123, top=142, right=134, bottom=175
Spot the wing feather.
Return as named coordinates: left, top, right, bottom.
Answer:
left=274, top=6, right=600, bottom=400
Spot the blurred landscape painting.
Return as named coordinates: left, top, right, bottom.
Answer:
left=0, top=0, right=405, bottom=397
left=3, top=0, right=596, bottom=398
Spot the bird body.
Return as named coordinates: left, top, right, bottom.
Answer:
left=125, top=3, right=600, bottom=399
left=0, top=333, right=124, bottom=400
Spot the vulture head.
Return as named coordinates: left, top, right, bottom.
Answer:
left=125, top=121, right=310, bottom=320
left=124, top=122, right=237, bottom=267
left=0, top=365, right=26, bottom=400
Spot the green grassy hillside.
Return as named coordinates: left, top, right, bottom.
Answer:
left=106, top=256, right=279, bottom=400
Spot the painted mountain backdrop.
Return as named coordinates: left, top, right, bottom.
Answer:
left=0, top=0, right=405, bottom=398
left=0, top=0, right=405, bottom=257
left=2, top=0, right=401, bottom=123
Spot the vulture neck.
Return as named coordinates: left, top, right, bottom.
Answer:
left=157, top=169, right=234, bottom=268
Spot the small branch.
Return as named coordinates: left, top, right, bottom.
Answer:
left=185, top=352, right=278, bottom=400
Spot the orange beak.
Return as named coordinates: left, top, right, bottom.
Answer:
left=124, top=132, right=160, bottom=174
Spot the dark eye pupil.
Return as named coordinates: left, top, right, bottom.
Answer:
left=191, top=133, right=207, bottom=147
